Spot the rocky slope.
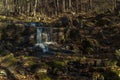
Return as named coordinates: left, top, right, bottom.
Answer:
left=0, top=12, right=120, bottom=80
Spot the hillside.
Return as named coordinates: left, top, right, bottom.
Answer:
left=0, top=0, right=120, bottom=80
left=0, top=10, right=120, bottom=80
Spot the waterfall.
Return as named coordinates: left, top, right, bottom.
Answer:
left=37, top=27, right=42, bottom=44
left=47, top=30, right=50, bottom=42
left=36, top=27, right=48, bottom=53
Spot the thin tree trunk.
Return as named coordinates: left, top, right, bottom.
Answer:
left=114, top=0, right=117, bottom=10
left=54, top=0, right=57, bottom=15
left=89, top=0, right=93, bottom=10
left=3, top=0, right=8, bottom=15
left=69, top=0, right=72, bottom=12
left=76, top=0, right=79, bottom=13
left=63, top=0, right=66, bottom=12
left=27, top=1, right=30, bottom=15
left=33, top=0, right=37, bottom=16
left=56, top=0, right=59, bottom=15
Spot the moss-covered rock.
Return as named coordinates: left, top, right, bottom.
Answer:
left=67, top=28, right=81, bottom=42
left=92, top=72, right=104, bottom=80
left=0, top=50, right=10, bottom=56
left=72, top=18, right=81, bottom=27
left=1, top=23, right=36, bottom=51
left=1, top=53, right=17, bottom=67
left=103, top=69, right=120, bottom=80
left=59, top=16, right=70, bottom=27
left=96, top=17, right=112, bottom=26
left=82, top=38, right=100, bottom=54
left=48, top=61, right=66, bottom=68
left=35, top=73, right=51, bottom=80
left=114, top=49, right=120, bottom=59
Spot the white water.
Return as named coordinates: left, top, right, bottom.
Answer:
left=36, top=27, right=48, bottom=53
left=37, top=27, right=42, bottom=43
left=35, top=43, right=48, bottom=53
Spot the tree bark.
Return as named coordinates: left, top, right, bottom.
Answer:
left=63, top=0, right=66, bottom=12
left=33, top=0, right=37, bottom=16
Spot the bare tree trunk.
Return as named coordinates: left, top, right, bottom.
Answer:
left=69, top=0, right=72, bottom=12
left=63, top=0, right=66, bottom=12
left=114, top=0, right=117, bottom=10
left=3, top=0, right=8, bottom=15
left=89, top=0, right=93, bottom=10
left=54, top=0, right=57, bottom=15
left=39, top=0, right=42, bottom=15
left=33, top=0, right=37, bottom=16
left=27, top=0, right=30, bottom=15
left=76, top=0, right=79, bottom=13
left=56, top=0, right=59, bottom=15
left=80, top=0, right=82, bottom=12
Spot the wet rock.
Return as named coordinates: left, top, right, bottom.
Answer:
left=96, top=17, right=112, bottom=26
left=59, top=16, right=70, bottom=27
left=0, top=50, right=10, bottom=56
left=67, top=28, right=81, bottom=41
left=0, top=24, right=36, bottom=51
left=72, top=18, right=81, bottom=27
left=103, top=39, right=111, bottom=45
left=82, top=38, right=100, bottom=54
left=103, top=69, right=120, bottom=80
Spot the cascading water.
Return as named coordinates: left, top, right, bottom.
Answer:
left=37, top=27, right=42, bottom=43
left=36, top=27, right=48, bottom=53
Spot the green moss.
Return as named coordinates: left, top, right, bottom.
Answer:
left=36, top=73, right=51, bottom=80
left=47, top=60, right=66, bottom=70
left=0, top=50, right=10, bottom=56
left=56, top=61, right=65, bottom=66
left=103, top=70, right=120, bottom=80
left=86, top=47, right=94, bottom=54
left=82, top=38, right=100, bottom=54
left=115, top=49, right=120, bottom=59
left=1, top=53, right=17, bottom=66
left=104, top=60, right=117, bottom=67
left=96, top=17, right=112, bottom=26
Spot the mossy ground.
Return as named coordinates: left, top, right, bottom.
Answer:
left=0, top=12, right=120, bottom=80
